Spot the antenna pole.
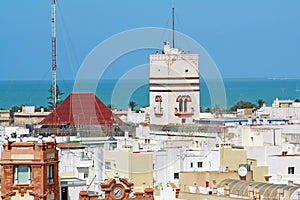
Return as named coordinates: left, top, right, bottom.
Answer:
left=52, top=0, right=57, bottom=134
left=172, top=0, right=175, bottom=48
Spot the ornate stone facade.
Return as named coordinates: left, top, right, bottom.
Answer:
left=78, top=175, right=154, bottom=200
left=0, top=136, right=59, bottom=200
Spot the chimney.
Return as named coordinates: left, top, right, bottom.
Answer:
left=164, top=41, right=170, bottom=52
left=212, top=180, right=217, bottom=195
left=224, top=184, right=230, bottom=197
left=255, top=188, right=260, bottom=200
left=248, top=185, right=254, bottom=199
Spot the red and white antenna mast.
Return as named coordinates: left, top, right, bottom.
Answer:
left=52, top=0, right=57, bottom=133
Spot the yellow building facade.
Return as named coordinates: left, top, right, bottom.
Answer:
left=104, top=146, right=153, bottom=191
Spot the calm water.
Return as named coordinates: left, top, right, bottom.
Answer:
left=0, top=78, right=300, bottom=110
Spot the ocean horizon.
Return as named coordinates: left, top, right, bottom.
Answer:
left=0, top=78, right=300, bottom=111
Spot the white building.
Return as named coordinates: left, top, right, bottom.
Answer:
left=149, top=42, right=200, bottom=125
left=153, top=146, right=220, bottom=186
left=223, top=125, right=285, bottom=167
left=258, top=98, right=300, bottom=120
left=268, top=153, right=300, bottom=184
left=127, top=111, right=146, bottom=123
left=226, top=125, right=282, bottom=147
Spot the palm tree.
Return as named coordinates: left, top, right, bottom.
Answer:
left=129, top=101, right=137, bottom=111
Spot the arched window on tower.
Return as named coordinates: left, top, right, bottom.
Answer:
left=184, top=98, right=188, bottom=112
left=175, top=95, right=194, bottom=117
left=154, top=95, right=163, bottom=115
left=179, top=98, right=183, bottom=112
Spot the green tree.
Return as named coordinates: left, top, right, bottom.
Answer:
left=129, top=101, right=137, bottom=111
left=107, top=104, right=116, bottom=110
left=10, top=105, right=21, bottom=116
left=204, top=107, right=211, bottom=113
left=295, top=99, right=300, bottom=102
left=230, top=100, right=256, bottom=112
left=10, top=105, right=22, bottom=123
left=48, top=84, right=64, bottom=109
left=210, top=105, right=227, bottom=115
left=257, top=99, right=265, bottom=109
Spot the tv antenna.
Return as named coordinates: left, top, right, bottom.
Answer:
left=172, top=0, right=175, bottom=48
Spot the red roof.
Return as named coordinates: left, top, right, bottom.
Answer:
left=39, top=92, right=122, bottom=126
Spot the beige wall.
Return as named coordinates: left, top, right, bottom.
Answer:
left=0, top=110, right=10, bottom=126
left=179, top=171, right=252, bottom=191
left=14, top=113, right=50, bottom=126
left=220, top=144, right=247, bottom=171
left=105, top=150, right=130, bottom=179
left=104, top=148, right=153, bottom=189
left=252, top=166, right=268, bottom=182
left=130, top=153, right=153, bottom=188
left=0, top=110, right=10, bottom=117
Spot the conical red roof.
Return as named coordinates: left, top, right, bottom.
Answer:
left=39, top=92, right=121, bottom=126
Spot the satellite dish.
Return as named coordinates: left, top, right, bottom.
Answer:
left=238, top=166, right=247, bottom=177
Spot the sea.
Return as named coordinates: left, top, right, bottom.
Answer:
left=0, top=78, right=300, bottom=110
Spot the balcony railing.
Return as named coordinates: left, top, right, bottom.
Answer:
left=174, top=107, right=194, bottom=117
left=154, top=107, right=163, bottom=116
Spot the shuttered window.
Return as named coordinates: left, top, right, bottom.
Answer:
left=14, top=166, right=32, bottom=184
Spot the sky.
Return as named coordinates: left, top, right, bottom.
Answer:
left=0, top=0, right=300, bottom=81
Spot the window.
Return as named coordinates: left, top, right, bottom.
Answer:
left=14, top=166, right=32, bottom=184
left=190, top=162, right=193, bottom=168
left=84, top=171, right=89, bottom=179
left=288, top=167, right=295, bottom=174
left=197, top=161, right=203, bottom=168
left=105, top=162, right=111, bottom=170
left=184, top=99, right=188, bottom=112
left=155, top=95, right=163, bottom=113
left=179, top=99, right=183, bottom=112
left=174, top=172, right=179, bottom=179
left=177, top=95, right=192, bottom=113
left=47, top=165, right=54, bottom=183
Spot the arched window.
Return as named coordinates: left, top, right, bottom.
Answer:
left=155, top=95, right=163, bottom=113
left=177, top=95, right=192, bottom=113
left=179, top=99, right=183, bottom=112
left=184, top=98, right=188, bottom=112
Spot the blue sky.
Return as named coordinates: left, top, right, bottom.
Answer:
left=0, top=0, right=299, bottom=80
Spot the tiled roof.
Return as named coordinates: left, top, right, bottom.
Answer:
left=39, top=92, right=122, bottom=126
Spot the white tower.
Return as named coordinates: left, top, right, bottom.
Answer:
left=149, top=42, right=200, bottom=125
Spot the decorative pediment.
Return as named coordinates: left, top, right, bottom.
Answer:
left=81, top=173, right=154, bottom=200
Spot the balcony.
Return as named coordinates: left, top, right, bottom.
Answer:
left=174, top=107, right=194, bottom=117
left=154, top=107, right=163, bottom=116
